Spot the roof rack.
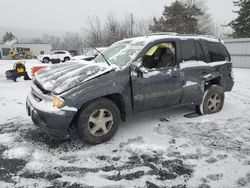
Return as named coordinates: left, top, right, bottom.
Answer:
left=147, top=32, right=178, bottom=36
left=176, top=33, right=217, bottom=39
left=147, top=32, right=217, bottom=39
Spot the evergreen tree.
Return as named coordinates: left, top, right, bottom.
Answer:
left=149, top=1, right=203, bottom=34
left=2, top=32, right=16, bottom=42
left=230, top=0, right=250, bottom=38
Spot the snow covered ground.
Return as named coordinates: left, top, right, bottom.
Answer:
left=0, top=60, right=250, bottom=188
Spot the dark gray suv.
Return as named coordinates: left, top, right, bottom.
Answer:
left=26, top=33, right=234, bottom=144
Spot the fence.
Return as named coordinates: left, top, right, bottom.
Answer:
left=224, top=38, right=250, bottom=68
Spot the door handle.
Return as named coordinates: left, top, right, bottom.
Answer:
left=201, top=71, right=208, bottom=75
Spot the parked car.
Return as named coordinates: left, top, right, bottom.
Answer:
left=26, top=33, right=234, bottom=144
left=71, top=47, right=107, bottom=61
left=37, top=50, right=72, bottom=64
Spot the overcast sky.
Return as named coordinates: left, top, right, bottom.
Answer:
left=0, top=0, right=236, bottom=32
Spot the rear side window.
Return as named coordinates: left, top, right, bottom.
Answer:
left=181, top=40, right=196, bottom=61
left=205, top=41, right=230, bottom=62
left=56, top=51, right=66, bottom=54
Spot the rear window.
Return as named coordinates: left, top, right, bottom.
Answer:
left=205, top=42, right=230, bottom=62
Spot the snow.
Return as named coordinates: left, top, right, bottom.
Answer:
left=71, top=55, right=88, bottom=61
left=180, top=60, right=231, bottom=69
left=119, top=34, right=219, bottom=46
left=184, top=81, right=198, bottom=87
left=3, top=144, right=34, bottom=159
left=0, top=133, right=16, bottom=145
left=0, top=59, right=250, bottom=187
left=35, top=62, right=117, bottom=94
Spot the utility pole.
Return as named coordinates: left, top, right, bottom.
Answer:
left=130, top=13, right=134, bottom=37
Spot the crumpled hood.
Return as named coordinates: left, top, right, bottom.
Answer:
left=35, top=61, right=117, bottom=94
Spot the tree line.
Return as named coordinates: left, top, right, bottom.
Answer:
left=2, top=0, right=249, bottom=52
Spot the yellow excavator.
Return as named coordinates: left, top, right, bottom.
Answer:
left=7, top=47, right=33, bottom=59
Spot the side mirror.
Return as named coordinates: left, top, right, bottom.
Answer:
left=131, top=64, right=148, bottom=78
left=138, top=66, right=148, bottom=74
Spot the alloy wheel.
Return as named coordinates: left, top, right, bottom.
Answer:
left=87, top=108, right=113, bottom=137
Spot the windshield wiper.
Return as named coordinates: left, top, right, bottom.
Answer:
left=84, top=40, right=111, bottom=66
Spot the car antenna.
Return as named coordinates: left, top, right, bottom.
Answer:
left=84, top=40, right=111, bottom=66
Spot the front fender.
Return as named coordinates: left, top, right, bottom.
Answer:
left=62, top=77, right=132, bottom=116
left=77, top=84, right=131, bottom=110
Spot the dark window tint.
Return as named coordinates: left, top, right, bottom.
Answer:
left=54, top=51, right=65, bottom=54
left=205, top=41, right=229, bottom=62
left=181, top=40, right=196, bottom=61
left=196, top=41, right=204, bottom=61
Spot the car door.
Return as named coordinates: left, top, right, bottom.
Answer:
left=130, top=42, right=183, bottom=112
left=179, top=39, right=211, bottom=105
left=57, top=51, right=65, bottom=60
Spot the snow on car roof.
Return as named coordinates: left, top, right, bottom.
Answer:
left=117, top=33, right=220, bottom=45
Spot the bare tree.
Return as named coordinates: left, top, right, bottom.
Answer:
left=61, top=32, right=84, bottom=51
left=83, top=16, right=103, bottom=47
left=83, top=13, right=152, bottom=47
left=29, top=32, right=85, bottom=52
left=41, top=34, right=62, bottom=50
left=103, top=12, right=120, bottom=46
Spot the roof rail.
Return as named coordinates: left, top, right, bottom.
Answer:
left=176, top=33, right=217, bottom=39
left=147, top=32, right=178, bottom=36
left=147, top=32, right=217, bottom=39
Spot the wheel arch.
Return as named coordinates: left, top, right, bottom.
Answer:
left=43, top=56, right=50, bottom=61
left=71, top=92, right=127, bottom=129
left=64, top=56, right=70, bottom=61
left=201, top=72, right=224, bottom=91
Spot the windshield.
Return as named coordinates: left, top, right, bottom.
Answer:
left=95, top=40, right=146, bottom=66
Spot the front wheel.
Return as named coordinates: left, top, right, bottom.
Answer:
left=197, top=85, right=225, bottom=115
left=42, top=57, right=50, bottom=63
left=77, top=98, right=120, bottom=145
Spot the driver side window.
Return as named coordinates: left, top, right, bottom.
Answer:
left=142, top=42, right=176, bottom=69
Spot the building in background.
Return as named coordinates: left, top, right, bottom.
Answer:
left=0, top=43, right=52, bottom=59
left=224, top=38, right=250, bottom=68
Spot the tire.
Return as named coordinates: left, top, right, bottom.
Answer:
left=42, top=57, right=50, bottom=63
left=13, top=54, right=19, bottom=60
left=26, top=55, right=32, bottom=59
left=77, top=98, right=120, bottom=145
left=64, top=57, right=70, bottom=62
left=197, top=85, right=224, bottom=115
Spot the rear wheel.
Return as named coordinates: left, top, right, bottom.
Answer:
left=13, top=54, right=19, bottom=59
left=26, top=55, right=32, bottom=59
left=77, top=98, right=120, bottom=145
left=197, top=85, right=224, bottom=115
left=64, top=57, right=70, bottom=62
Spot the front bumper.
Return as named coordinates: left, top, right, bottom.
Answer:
left=26, top=87, right=77, bottom=138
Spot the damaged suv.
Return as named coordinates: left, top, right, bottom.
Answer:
left=26, top=33, right=234, bottom=144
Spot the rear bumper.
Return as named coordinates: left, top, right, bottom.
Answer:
left=26, top=92, right=77, bottom=138
left=222, top=77, right=234, bottom=92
